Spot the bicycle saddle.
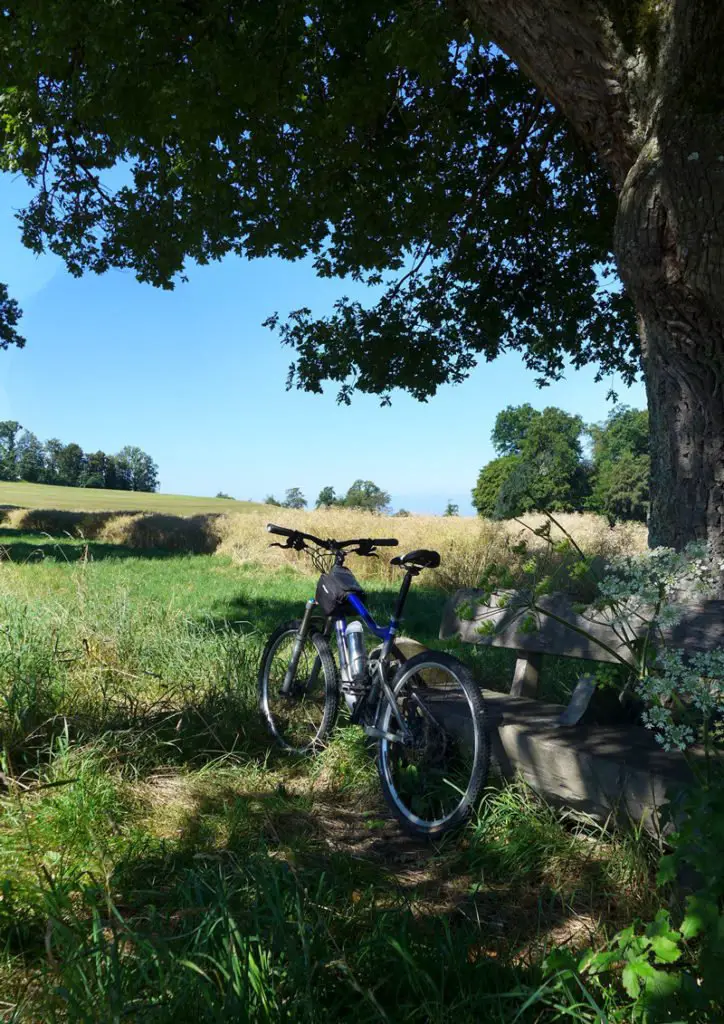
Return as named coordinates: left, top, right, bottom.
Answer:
left=391, top=549, right=441, bottom=570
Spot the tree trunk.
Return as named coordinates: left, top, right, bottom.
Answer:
left=615, top=120, right=724, bottom=564
left=465, top=0, right=724, bottom=564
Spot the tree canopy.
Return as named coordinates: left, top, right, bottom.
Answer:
left=0, top=422, right=159, bottom=491
left=283, top=488, right=308, bottom=510
left=313, top=480, right=391, bottom=513
left=589, top=407, right=650, bottom=523
left=0, top=1, right=634, bottom=403
left=472, top=403, right=650, bottom=522
left=2, top=1, right=722, bottom=560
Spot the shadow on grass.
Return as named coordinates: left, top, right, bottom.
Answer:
left=0, top=528, right=185, bottom=562
left=98, top=771, right=651, bottom=1008
left=203, top=585, right=514, bottom=680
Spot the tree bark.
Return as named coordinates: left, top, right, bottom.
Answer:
left=615, top=116, right=724, bottom=563
left=463, top=0, right=724, bottom=566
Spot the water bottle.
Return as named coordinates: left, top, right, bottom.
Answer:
left=345, top=621, right=367, bottom=681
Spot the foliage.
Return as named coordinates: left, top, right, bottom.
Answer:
left=535, top=775, right=724, bottom=1021
left=116, top=445, right=159, bottom=492
left=0, top=1, right=635, bottom=398
left=474, top=406, right=590, bottom=518
left=0, top=422, right=159, bottom=491
left=472, top=454, right=521, bottom=517
left=0, top=420, right=23, bottom=481
left=591, top=405, right=649, bottom=464
left=341, top=479, right=391, bottom=513
left=491, top=404, right=539, bottom=456
left=314, top=481, right=391, bottom=512
left=55, top=442, right=86, bottom=487
left=282, top=487, right=307, bottom=509
left=0, top=281, right=23, bottom=350
left=590, top=451, right=650, bottom=524
left=443, top=500, right=459, bottom=517
left=589, top=407, right=650, bottom=523
left=15, top=430, right=45, bottom=483
left=315, top=485, right=338, bottom=508
left=84, top=450, right=109, bottom=489
left=264, top=495, right=282, bottom=507
left=215, top=492, right=234, bottom=499
left=470, top=518, right=724, bottom=1015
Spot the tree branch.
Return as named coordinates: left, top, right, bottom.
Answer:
left=460, top=0, right=641, bottom=188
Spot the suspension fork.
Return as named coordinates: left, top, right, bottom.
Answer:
left=280, top=599, right=316, bottom=695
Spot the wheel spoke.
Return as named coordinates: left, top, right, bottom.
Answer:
left=378, top=655, right=487, bottom=835
left=260, top=628, right=337, bottom=753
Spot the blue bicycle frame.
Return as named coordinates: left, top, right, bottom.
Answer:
left=328, top=575, right=418, bottom=740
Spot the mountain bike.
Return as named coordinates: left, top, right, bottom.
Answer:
left=258, top=523, right=489, bottom=838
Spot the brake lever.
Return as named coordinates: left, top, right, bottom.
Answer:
left=269, top=538, right=307, bottom=552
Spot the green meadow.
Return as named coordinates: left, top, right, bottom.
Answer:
left=0, top=525, right=661, bottom=1021
left=0, top=480, right=262, bottom=516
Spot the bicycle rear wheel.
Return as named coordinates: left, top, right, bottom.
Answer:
left=258, top=620, right=338, bottom=754
left=377, top=651, right=489, bottom=838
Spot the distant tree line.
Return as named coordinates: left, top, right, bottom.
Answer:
left=472, top=405, right=649, bottom=524
left=0, top=420, right=159, bottom=492
left=265, top=480, right=392, bottom=514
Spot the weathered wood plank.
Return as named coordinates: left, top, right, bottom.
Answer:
left=441, top=689, right=700, bottom=832
left=510, top=653, right=542, bottom=698
left=400, top=634, right=703, bottom=831
left=439, top=589, right=724, bottom=663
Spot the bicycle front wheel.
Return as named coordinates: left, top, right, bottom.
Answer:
left=377, top=651, right=489, bottom=838
left=258, top=620, right=338, bottom=754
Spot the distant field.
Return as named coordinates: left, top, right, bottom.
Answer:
left=0, top=480, right=264, bottom=515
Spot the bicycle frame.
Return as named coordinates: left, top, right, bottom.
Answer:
left=328, top=582, right=418, bottom=742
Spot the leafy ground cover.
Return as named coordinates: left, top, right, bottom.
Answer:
left=0, top=531, right=661, bottom=1021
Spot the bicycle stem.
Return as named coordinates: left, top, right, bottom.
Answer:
left=280, top=598, right=316, bottom=695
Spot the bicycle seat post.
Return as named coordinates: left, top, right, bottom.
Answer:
left=391, top=567, right=417, bottom=628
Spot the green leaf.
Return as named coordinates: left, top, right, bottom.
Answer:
left=649, top=935, right=681, bottom=964
left=656, top=855, right=677, bottom=886
left=543, top=948, right=578, bottom=973
left=579, top=948, right=619, bottom=975
left=680, top=896, right=718, bottom=939
left=622, top=963, right=642, bottom=998
left=642, top=967, right=682, bottom=999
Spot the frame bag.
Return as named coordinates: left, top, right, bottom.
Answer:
left=315, top=565, right=365, bottom=616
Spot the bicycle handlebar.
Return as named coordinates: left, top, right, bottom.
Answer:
left=266, top=523, right=398, bottom=552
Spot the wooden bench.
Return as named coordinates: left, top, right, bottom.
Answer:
left=435, top=590, right=724, bottom=831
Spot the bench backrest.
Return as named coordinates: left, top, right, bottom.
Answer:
left=439, top=589, right=724, bottom=664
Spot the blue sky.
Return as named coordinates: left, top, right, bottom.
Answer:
left=0, top=172, right=645, bottom=515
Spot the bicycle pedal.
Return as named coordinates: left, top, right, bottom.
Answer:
left=363, top=726, right=403, bottom=743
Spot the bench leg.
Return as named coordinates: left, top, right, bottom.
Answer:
left=557, top=675, right=597, bottom=726
left=510, top=652, right=542, bottom=698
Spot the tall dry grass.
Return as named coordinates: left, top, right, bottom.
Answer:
left=3, top=506, right=224, bottom=554
left=96, top=512, right=223, bottom=554
left=3, top=502, right=648, bottom=586
left=3, top=506, right=129, bottom=536
left=216, top=509, right=648, bottom=591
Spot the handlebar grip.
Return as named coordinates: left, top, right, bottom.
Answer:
left=266, top=523, right=293, bottom=537
left=373, top=538, right=399, bottom=547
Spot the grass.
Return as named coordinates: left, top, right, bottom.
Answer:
left=0, top=480, right=264, bottom=516
left=0, top=527, right=659, bottom=1020
left=216, top=508, right=648, bottom=589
